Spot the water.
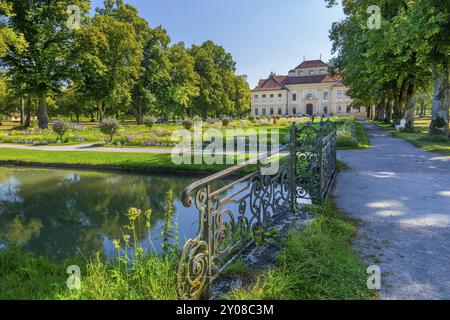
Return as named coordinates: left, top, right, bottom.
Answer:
left=0, top=166, right=218, bottom=261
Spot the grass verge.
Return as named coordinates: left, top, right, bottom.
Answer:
left=0, top=148, right=233, bottom=173
left=225, top=201, right=374, bottom=300
left=371, top=121, right=450, bottom=156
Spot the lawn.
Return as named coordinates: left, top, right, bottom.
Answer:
left=0, top=117, right=353, bottom=148
left=0, top=149, right=233, bottom=173
left=371, top=117, right=450, bottom=156
left=0, top=117, right=367, bottom=172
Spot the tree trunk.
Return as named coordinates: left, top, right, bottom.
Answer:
left=25, top=96, right=31, bottom=128
left=98, top=101, right=104, bottom=122
left=38, top=97, right=49, bottom=129
left=429, top=61, right=450, bottom=136
left=19, top=97, right=24, bottom=126
left=374, top=103, right=380, bottom=121
left=392, top=90, right=401, bottom=126
left=404, top=80, right=417, bottom=130
left=385, top=95, right=392, bottom=123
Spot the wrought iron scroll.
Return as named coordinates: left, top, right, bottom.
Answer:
left=177, top=120, right=337, bottom=300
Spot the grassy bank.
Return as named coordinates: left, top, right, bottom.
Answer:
left=336, top=119, right=371, bottom=150
left=0, top=200, right=373, bottom=300
left=371, top=119, right=449, bottom=156
left=0, top=148, right=233, bottom=173
left=226, top=201, right=374, bottom=300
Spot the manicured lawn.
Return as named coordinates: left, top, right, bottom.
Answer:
left=0, top=117, right=353, bottom=148
left=0, top=117, right=365, bottom=172
left=371, top=118, right=450, bottom=156
left=0, top=148, right=232, bottom=173
left=225, top=201, right=374, bottom=300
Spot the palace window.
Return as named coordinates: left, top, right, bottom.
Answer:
left=278, top=93, right=282, bottom=104
left=346, top=106, right=351, bottom=113
left=293, top=107, right=297, bottom=115
left=262, top=108, right=267, bottom=115
left=337, top=90, right=343, bottom=101
left=323, top=91, right=329, bottom=100
left=338, top=106, right=342, bottom=112
left=323, top=106, right=328, bottom=115
left=254, top=95, right=259, bottom=104
left=320, top=69, right=326, bottom=74
left=278, top=107, right=282, bottom=115
left=298, top=70, right=303, bottom=76
left=255, top=108, right=259, bottom=115
left=309, top=70, right=314, bottom=75
left=270, top=94, right=274, bottom=103
left=270, top=108, right=274, bottom=115
left=306, top=93, right=314, bottom=100
left=262, top=94, right=267, bottom=104
left=292, top=93, right=297, bottom=101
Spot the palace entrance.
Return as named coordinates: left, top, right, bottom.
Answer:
left=306, top=103, right=314, bottom=116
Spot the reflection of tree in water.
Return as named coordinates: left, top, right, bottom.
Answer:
left=0, top=168, right=197, bottom=262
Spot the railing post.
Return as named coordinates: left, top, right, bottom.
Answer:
left=289, top=122, right=297, bottom=214
left=202, top=184, right=212, bottom=300
left=319, top=126, right=325, bottom=203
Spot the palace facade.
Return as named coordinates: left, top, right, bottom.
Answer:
left=251, top=59, right=366, bottom=117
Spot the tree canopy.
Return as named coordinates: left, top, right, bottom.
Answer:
left=326, top=0, right=449, bottom=135
left=0, top=0, right=251, bottom=127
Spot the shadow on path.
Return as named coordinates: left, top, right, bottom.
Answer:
left=335, top=121, right=450, bottom=300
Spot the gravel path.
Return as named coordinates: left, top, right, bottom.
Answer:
left=335, top=121, right=450, bottom=300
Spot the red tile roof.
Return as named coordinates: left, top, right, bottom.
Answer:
left=252, top=75, right=288, bottom=91
left=252, top=74, right=342, bottom=91
left=294, top=59, right=328, bottom=69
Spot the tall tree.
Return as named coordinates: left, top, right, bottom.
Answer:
left=166, top=42, right=200, bottom=119
left=75, top=12, right=143, bottom=121
left=1, top=0, right=90, bottom=128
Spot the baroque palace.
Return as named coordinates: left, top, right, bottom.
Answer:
left=251, top=59, right=366, bottom=117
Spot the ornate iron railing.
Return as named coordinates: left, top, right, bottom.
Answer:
left=177, top=120, right=337, bottom=300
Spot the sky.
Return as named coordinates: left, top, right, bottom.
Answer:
left=90, top=0, right=346, bottom=88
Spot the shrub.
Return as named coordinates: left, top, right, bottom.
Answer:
left=248, top=115, right=255, bottom=122
left=222, top=117, right=230, bottom=127
left=99, top=117, right=120, bottom=143
left=52, top=120, right=70, bottom=142
left=144, top=116, right=156, bottom=129
left=182, top=119, right=193, bottom=130
left=193, top=116, right=203, bottom=122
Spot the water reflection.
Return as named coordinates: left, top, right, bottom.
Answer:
left=0, top=166, right=215, bottom=262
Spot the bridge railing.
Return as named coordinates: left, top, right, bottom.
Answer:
left=177, top=120, right=337, bottom=300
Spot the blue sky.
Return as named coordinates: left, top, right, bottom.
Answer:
left=90, top=0, right=346, bottom=88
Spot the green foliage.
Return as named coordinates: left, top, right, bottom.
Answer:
left=143, top=116, right=156, bottom=129
left=248, top=115, right=255, bottom=123
left=159, top=190, right=178, bottom=256
left=336, top=136, right=359, bottom=149
left=226, top=201, right=374, bottom=300
left=0, top=248, right=68, bottom=299
left=99, top=117, right=121, bottom=143
left=52, top=120, right=70, bottom=141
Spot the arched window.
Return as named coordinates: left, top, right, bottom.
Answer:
left=306, top=93, right=314, bottom=100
